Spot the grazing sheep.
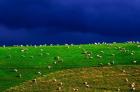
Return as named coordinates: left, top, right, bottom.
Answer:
left=65, top=44, right=68, bottom=46
left=71, top=44, right=74, bottom=46
left=131, top=87, right=136, bottom=91
left=14, top=69, right=18, bottom=72
left=52, top=78, right=57, bottom=82
left=97, top=55, right=102, bottom=58
left=37, top=72, right=42, bottom=75
left=117, top=88, right=120, bottom=92
left=86, top=84, right=90, bottom=88
left=100, top=51, right=104, bottom=54
left=16, top=74, right=22, bottom=78
left=48, top=65, right=51, bottom=69
left=32, top=79, right=37, bottom=83
left=73, top=88, right=78, bottom=91
left=34, top=45, right=37, bottom=48
left=131, top=53, right=134, bottom=55
left=3, top=45, right=6, bottom=48
left=56, top=87, right=61, bottom=91
left=21, top=49, right=25, bottom=52
left=39, top=53, right=43, bottom=56
left=54, top=56, right=60, bottom=61
left=83, top=82, right=88, bottom=85
left=40, top=49, right=44, bottom=52
left=131, top=82, right=135, bottom=88
left=21, top=55, right=25, bottom=58
left=112, top=54, right=115, bottom=56
left=99, top=63, right=103, bottom=66
left=46, top=53, right=50, bottom=55
left=107, top=62, right=111, bottom=66
left=89, top=56, right=93, bottom=59
left=132, top=61, right=137, bottom=64
left=110, top=61, right=115, bottom=65
left=58, top=82, right=63, bottom=86
left=54, top=61, right=57, bottom=64
left=122, top=70, right=126, bottom=73
left=50, top=44, right=53, bottom=46
left=125, top=78, right=129, bottom=82
left=137, top=45, right=140, bottom=48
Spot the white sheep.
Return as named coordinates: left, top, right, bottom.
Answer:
left=14, top=69, right=18, bottom=72
left=37, top=72, right=42, bottom=75
left=73, top=88, right=78, bottom=91
left=132, top=61, right=137, bottom=64
left=48, top=65, right=51, bottom=69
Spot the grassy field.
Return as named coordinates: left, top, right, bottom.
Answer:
left=0, top=43, right=140, bottom=91
left=5, top=65, right=140, bottom=92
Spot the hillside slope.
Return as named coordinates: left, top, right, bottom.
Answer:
left=5, top=66, right=140, bottom=92
left=0, top=43, right=140, bottom=91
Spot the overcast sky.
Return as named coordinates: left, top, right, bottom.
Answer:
left=0, top=0, right=140, bottom=45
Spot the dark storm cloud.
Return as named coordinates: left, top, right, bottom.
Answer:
left=0, top=0, right=140, bottom=36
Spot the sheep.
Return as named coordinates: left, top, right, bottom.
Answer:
left=54, top=56, right=60, bottom=61
left=99, top=63, right=103, bottom=66
left=46, top=53, right=50, bottom=55
left=97, top=55, right=102, bottom=59
left=50, top=44, right=53, bottom=46
left=71, top=44, right=74, bottom=46
left=132, top=61, right=137, bottom=64
left=112, top=54, right=115, bottom=56
left=34, top=45, right=37, bottom=48
left=65, top=44, right=68, bottom=46
left=110, top=61, right=115, bottom=65
left=100, top=51, right=104, bottom=54
left=37, top=72, right=42, bottom=75
left=131, top=87, right=136, bottom=91
left=21, top=49, right=25, bottom=52
left=32, top=79, right=37, bottom=83
left=73, top=88, right=78, bottom=91
left=21, top=55, right=25, bottom=58
left=125, top=78, right=129, bottom=82
left=52, top=78, right=57, bottom=82
left=131, top=53, right=134, bottom=55
left=16, top=74, right=22, bottom=78
left=131, top=82, right=135, bottom=88
left=117, top=88, right=120, bottom=92
left=58, top=82, right=63, bottom=86
left=3, top=45, right=6, bottom=48
left=122, top=70, right=126, bottom=73
left=40, top=49, right=44, bottom=52
left=83, top=82, right=88, bottom=85
left=54, top=61, right=57, bottom=64
left=86, top=84, right=90, bottom=88
left=56, top=87, right=61, bottom=91
left=39, top=53, right=43, bottom=56
left=54, top=56, right=63, bottom=63
left=14, top=69, right=18, bottom=72
left=108, top=62, right=111, bottom=66
left=48, top=65, right=51, bottom=69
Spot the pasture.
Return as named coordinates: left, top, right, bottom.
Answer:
left=0, top=42, right=140, bottom=91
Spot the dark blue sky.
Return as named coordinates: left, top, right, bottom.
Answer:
left=0, top=0, right=140, bottom=45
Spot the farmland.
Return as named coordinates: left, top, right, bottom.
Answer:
left=0, top=42, right=140, bottom=92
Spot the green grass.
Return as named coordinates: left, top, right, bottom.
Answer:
left=5, top=65, right=140, bottom=92
left=0, top=43, right=140, bottom=91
